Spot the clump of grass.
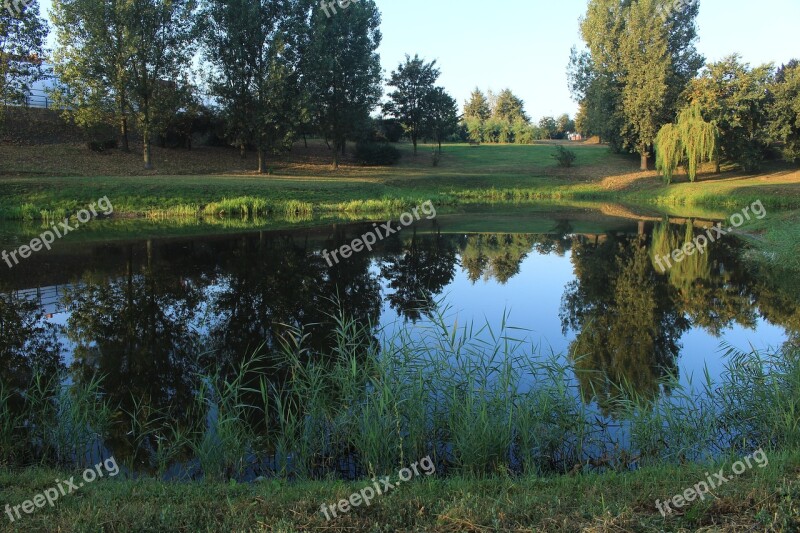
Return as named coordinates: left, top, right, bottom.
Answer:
left=2, top=370, right=115, bottom=468
left=280, top=200, right=313, bottom=219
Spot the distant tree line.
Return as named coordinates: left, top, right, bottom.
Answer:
left=569, top=0, right=800, bottom=175
left=462, top=88, right=575, bottom=144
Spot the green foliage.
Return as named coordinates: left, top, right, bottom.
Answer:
left=463, top=87, right=491, bottom=122
left=420, top=87, right=460, bottom=149
left=687, top=55, right=773, bottom=172
left=552, top=145, right=577, bottom=168
left=0, top=0, right=49, bottom=113
left=200, top=0, right=305, bottom=174
left=769, top=60, right=800, bottom=163
left=538, top=116, right=558, bottom=139
left=655, top=103, right=718, bottom=183
left=493, top=89, right=529, bottom=123
left=384, top=55, right=441, bottom=154
left=52, top=0, right=196, bottom=166
left=303, top=0, right=382, bottom=168
left=460, top=88, right=534, bottom=144
left=578, top=0, right=704, bottom=164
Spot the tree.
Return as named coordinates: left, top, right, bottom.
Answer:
left=127, top=0, right=195, bottom=169
left=617, top=0, right=670, bottom=170
left=202, top=0, right=305, bottom=173
left=556, top=113, right=575, bottom=138
left=770, top=60, right=800, bottom=163
left=52, top=0, right=195, bottom=167
left=463, top=87, right=490, bottom=121
left=420, top=86, right=458, bottom=152
left=492, top=88, right=528, bottom=123
left=51, top=0, right=133, bottom=150
left=384, top=54, right=440, bottom=155
left=578, top=0, right=703, bottom=168
left=464, top=116, right=484, bottom=143
left=655, top=103, right=718, bottom=183
left=538, top=116, right=557, bottom=139
left=1, top=1, right=48, bottom=126
left=686, top=55, right=773, bottom=172
left=303, top=0, right=382, bottom=169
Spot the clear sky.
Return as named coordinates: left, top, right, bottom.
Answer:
left=37, top=0, right=800, bottom=121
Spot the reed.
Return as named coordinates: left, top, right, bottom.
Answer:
left=3, top=304, right=799, bottom=482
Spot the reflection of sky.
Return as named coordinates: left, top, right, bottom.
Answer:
left=377, top=247, right=788, bottom=393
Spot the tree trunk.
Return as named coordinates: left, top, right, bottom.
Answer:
left=640, top=150, right=649, bottom=171
left=120, top=117, right=129, bottom=152
left=341, top=140, right=346, bottom=156
left=332, top=149, right=339, bottom=170
left=303, top=132, right=308, bottom=148
left=412, top=133, right=418, bottom=155
left=240, top=144, right=246, bottom=159
left=258, top=148, right=266, bottom=174
left=143, top=129, right=152, bottom=170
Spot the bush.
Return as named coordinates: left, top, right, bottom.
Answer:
left=552, top=145, right=577, bottom=168
left=87, top=139, right=117, bottom=152
left=354, top=143, right=401, bottom=166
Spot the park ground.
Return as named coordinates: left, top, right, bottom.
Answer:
left=1, top=449, right=799, bottom=532
left=2, top=138, right=799, bottom=268
left=2, top=140, right=800, bottom=217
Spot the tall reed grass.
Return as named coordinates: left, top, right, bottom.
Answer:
left=2, top=304, right=798, bottom=481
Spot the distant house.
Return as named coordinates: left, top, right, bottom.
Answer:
left=568, top=132, right=583, bottom=141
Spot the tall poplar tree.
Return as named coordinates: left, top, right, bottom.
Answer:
left=202, top=0, right=305, bottom=173
left=302, top=0, right=382, bottom=169
left=577, top=0, right=703, bottom=169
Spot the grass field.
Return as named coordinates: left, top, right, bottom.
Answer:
left=1, top=449, right=798, bottom=532
left=2, top=141, right=800, bottom=220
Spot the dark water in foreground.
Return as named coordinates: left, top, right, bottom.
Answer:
left=1, top=209, right=798, bottom=471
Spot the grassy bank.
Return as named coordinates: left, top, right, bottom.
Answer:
left=2, top=449, right=798, bottom=532
left=2, top=142, right=800, bottom=221
left=2, top=306, right=799, bottom=531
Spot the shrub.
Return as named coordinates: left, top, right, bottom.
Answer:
left=354, top=143, right=401, bottom=166
left=87, top=139, right=117, bottom=152
left=552, top=145, right=577, bottom=168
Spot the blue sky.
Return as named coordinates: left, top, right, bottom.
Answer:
left=37, top=0, right=800, bottom=121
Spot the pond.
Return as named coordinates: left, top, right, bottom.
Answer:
left=1, top=206, right=797, bottom=476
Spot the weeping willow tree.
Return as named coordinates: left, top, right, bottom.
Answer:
left=655, top=104, right=718, bottom=183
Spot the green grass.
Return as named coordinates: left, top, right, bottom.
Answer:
left=2, top=142, right=799, bottom=222
left=1, top=449, right=798, bottom=532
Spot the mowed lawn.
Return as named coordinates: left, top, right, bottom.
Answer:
left=1, top=140, right=800, bottom=218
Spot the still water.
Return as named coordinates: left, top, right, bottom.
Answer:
left=1, top=208, right=797, bottom=469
